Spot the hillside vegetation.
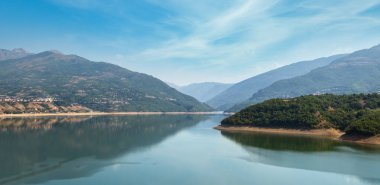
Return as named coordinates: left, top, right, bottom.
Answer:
left=0, top=51, right=212, bottom=113
left=222, top=94, right=380, bottom=136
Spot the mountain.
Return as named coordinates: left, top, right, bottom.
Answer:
left=207, top=54, right=345, bottom=110
left=0, top=48, right=31, bottom=61
left=0, top=51, right=213, bottom=112
left=232, top=44, right=380, bottom=111
left=176, top=82, right=233, bottom=102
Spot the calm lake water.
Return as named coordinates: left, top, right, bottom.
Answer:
left=0, top=115, right=380, bottom=185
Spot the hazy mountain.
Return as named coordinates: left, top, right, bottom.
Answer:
left=0, top=48, right=31, bottom=61
left=207, top=54, right=345, bottom=110
left=177, top=82, right=233, bottom=102
left=231, top=44, right=380, bottom=111
left=166, top=82, right=181, bottom=89
left=0, top=51, right=212, bottom=112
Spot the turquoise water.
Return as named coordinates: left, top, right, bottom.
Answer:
left=0, top=115, right=380, bottom=185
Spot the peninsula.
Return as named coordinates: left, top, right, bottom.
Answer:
left=217, top=94, right=380, bottom=145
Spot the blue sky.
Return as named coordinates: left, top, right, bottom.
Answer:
left=1, top=0, right=380, bottom=85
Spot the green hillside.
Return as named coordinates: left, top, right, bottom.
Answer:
left=222, top=94, right=380, bottom=136
left=0, top=51, right=212, bottom=112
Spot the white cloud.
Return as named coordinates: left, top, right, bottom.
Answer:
left=49, top=0, right=380, bottom=85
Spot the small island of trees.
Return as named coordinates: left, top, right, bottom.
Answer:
left=222, top=93, right=380, bottom=136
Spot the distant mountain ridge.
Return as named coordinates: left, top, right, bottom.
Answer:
left=0, top=50, right=213, bottom=112
left=175, top=82, right=233, bottom=102
left=207, top=54, right=345, bottom=110
left=0, top=48, right=31, bottom=61
left=230, top=44, right=380, bottom=111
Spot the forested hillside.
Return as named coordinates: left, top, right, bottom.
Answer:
left=222, top=94, right=380, bottom=136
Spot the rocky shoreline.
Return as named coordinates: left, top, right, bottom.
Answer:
left=215, top=125, right=380, bottom=145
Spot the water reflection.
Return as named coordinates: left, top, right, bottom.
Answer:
left=221, top=131, right=380, bottom=182
left=221, top=131, right=340, bottom=152
left=0, top=115, right=206, bottom=184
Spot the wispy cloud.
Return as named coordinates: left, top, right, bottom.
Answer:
left=114, top=0, right=380, bottom=85
left=3, top=0, right=380, bottom=85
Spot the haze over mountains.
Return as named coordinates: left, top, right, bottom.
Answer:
left=230, top=44, right=380, bottom=111
left=1, top=43, right=379, bottom=114
left=0, top=50, right=212, bottom=112
left=172, top=82, right=232, bottom=102
left=207, top=54, right=345, bottom=110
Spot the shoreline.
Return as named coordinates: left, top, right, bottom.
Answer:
left=215, top=125, right=380, bottom=145
left=0, top=111, right=228, bottom=118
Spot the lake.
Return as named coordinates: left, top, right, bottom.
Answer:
left=0, top=115, right=380, bottom=185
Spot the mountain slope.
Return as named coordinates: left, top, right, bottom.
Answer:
left=0, top=48, right=31, bottom=61
left=177, top=82, right=233, bottom=102
left=207, top=54, right=345, bottom=110
left=0, top=51, right=212, bottom=112
left=232, top=44, right=380, bottom=111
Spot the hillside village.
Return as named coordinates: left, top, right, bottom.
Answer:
left=0, top=95, right=56, bottom=103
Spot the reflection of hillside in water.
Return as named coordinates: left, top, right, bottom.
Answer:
left=221, top=131, right=340, bottom=152
left=221, top=131, right=380, bottom=182
left=0, top=115, right=207, bottom=184
left=0, top=117, right=92, bottom=131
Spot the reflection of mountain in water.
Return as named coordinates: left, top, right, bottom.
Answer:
left=0, top=116, right=92, bottom=131
left=0, top=115, right=207, bottom=184
left=221, top=131, right=380, bottom=182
